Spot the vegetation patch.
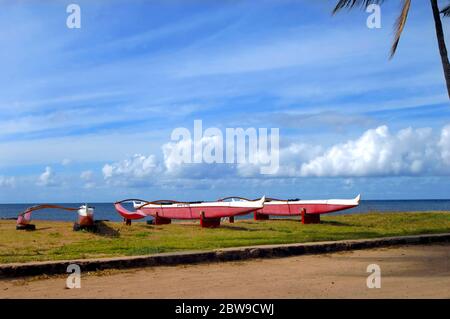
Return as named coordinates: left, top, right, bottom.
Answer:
left=0, top=212, right=449, bottom=264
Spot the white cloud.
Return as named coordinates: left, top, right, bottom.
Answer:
left=37, top=166, right=58, bottom=186
left=439, top=124, right=450, bottom=165
left=102, top=164, right=113, bottom=179
left=162, top=135, right=233, bottom=177
left=277, top=143, right=323, bottom=176
left=299, top=125, right=448, bottom=177
left=163, top=133, right=282, bottom=177
left=234, top=142, right=321, bottom=177
left=162, top=137, right=194, bottom=174
left=102, top=154, right=161, bottom=186
left=100, top=124, right=450, bottom=187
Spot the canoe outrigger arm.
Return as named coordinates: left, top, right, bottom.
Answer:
left=16, top=204, right=95, bottom=231
left=114, top=199, right=150, bottom=225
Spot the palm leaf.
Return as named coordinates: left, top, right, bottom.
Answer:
left=390, top=0, right=411, bottom=59
left=441, top=4, right=450, bottom=17
left=333, top=0, right=385, bottom=15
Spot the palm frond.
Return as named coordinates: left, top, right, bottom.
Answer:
left=333, top=0, right=385, bottom=15
left=390, top=0, right=411, bottom=59
left=441, top=4, right=450, bottom=17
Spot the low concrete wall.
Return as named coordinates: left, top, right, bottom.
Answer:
left=1, top=233, right=449, bottom=278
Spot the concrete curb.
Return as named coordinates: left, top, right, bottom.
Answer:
left=1, top=233, right=449, bottom=278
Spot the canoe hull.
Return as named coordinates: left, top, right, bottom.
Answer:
left=78, top=215, right=94, bottom=226
left=256, top=203, right=357, bottom=215
left=256, top=195, right=361, bottom=216
left=115, top=197, right=265, bottom=221
left=139, top=205, right=260, bottom=219
left=114, top=203, right=147, bottom=220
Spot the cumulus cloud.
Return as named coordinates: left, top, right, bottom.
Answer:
left=299, top=125, right=448, bottom=177
left=163, top=135, right=245, bottom=178
left=162, top=136, right=197, bottom=174
left=439, top=124, right=450, bottom=165
left=37, top=166, right=58, bottom=186
left=101, top=124, right=450, bottom=186
left=163, top=130, right=280, bottom=176
left=102, top=154, right=161, bottom=186
left=276, top=143, right=323, bottom=176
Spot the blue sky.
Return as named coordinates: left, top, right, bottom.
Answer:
left=0, top=0, right=449, bottom=203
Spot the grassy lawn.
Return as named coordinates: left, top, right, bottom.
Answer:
left=0, top=212, right=449, bottom=264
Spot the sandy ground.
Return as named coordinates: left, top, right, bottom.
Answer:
left=0, top=244, right=449, bottom=298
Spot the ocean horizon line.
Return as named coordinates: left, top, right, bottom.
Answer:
left=1, top=198, right=450, bottom=205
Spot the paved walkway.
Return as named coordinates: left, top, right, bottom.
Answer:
left=1, top=244, right=449, bottom=298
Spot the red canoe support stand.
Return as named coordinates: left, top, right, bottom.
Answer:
left=229, top=216, right=234, bottom=223
left=252, top=208, right=321, bottom=224
left=301, top=208, right=320, bottom=224
left=200, top=212, right=221, bottom=228
left=154, top=213, right=171, bottom=225
left=253, top=212, right=269, bottom=220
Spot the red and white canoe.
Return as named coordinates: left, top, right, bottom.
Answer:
left=114, top=196, right=265, bottom=228
left=251, top=194, right=361, bottom=223
left=256, top=194, right=361, bottom=216
left=16, top=204, right=95, bottom=230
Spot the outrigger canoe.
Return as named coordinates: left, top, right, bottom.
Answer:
left=114, top=196, right=265, bottom=228
left=256, top=194, right=361, bottom=223
left=216, top=194, right=361, bottom=224
left=16, top=204, right=95, bottom=230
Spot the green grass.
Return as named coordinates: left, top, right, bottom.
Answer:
left=0, top=212, right=449, bottom=264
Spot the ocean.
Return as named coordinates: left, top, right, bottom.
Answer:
left=0, top=200, right=449, bottom=222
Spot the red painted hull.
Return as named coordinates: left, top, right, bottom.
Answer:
left=78, top=215, right=94, bottom=226
left=114, top=203, right=147, bottom=220
left=139, top=205, right=258, bottom=219
left=257, top=203, right=358, bottom=216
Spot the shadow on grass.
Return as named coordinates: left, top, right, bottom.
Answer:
left=219, top=224, right=256, bottom=231
left=265, top=219, right=353, bottom=227
left=94, top=221, right=120, bottom=238
left=139, top=222, right=256, bottom=232
left=33, top=227, right=53, bottom=231
left=320, top=220, right=353, bottom=227
left=267, top=218, right=302, bottom=223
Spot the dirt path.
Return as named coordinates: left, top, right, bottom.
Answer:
left=1, top=244, right=449, bottom=298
